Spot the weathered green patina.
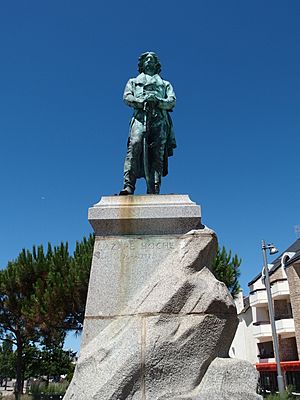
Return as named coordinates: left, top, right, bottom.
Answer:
left=120, top=52, right=176, bottom=195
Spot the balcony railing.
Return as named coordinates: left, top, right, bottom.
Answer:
left=271, top=278, right=289, bottom=298
left=249, top=289, right=268, bottom=306
left=275, top=318, right=295, bottom=334
left=253, top=321, right=272, bottom=338
left=253, top=316, right=295, bottom=338
left=250, top=279, right=289, bottom=306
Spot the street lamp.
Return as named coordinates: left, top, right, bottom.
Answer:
left=261, top=240, right=285, bottom=396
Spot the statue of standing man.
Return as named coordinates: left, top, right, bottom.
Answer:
left=120, top=52, right=176, bottom=195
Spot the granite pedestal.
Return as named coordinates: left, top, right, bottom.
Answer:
left=65, top=195, right=260, bottom=400
left=81, top=194, right=202, bottom=346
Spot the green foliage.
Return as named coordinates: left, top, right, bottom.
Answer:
left=64, top=235, right=94, bottom=329
left=0, top=234, right=94, bottom=397
left=212, top=246, right=241, bottom=298
left=0, top=337, right=16, bottom=379
left=264, top=386, right=297, bottom=399
left=22, top=344, right=75, bottom=380
left=30, top=381, right=69, bottom=395
left=265, top=393, right=280, bottom=399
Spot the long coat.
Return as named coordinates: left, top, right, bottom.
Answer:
left=123, top=73, right=176, bottom=178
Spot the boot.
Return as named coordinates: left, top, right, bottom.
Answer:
left=119, top=186, right=134, bottom=195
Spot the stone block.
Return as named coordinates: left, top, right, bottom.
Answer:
left=82, top=195, right=204, bottom=347
left=88, top=194, right=202, bottom=235
left=64, top=195, right=260, bottom=400
left=65, top=227, right=239, bottom=399
left=194, top=357, right=262, bottom=400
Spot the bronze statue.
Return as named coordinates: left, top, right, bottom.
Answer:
left=120, top=52, right=176, bottom=195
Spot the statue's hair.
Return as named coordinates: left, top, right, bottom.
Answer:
left=138, top=52, right=161, bottom=74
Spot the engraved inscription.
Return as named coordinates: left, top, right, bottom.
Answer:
left=86, top=236, right=180, bottom=321
left=141, top=242, right=175, bottom=250
left=94, top=238, right=177, bottom=263
left=111, top=242, right=135, bottom=251
left=110, top=241, right=175, bottom=252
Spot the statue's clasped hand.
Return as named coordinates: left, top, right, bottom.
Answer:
left=145, top=93, right=158, bottom=103
left=144, top=94, right=159, bottom=112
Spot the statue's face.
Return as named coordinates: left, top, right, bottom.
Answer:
left=143, top=54, right=156, bottom=74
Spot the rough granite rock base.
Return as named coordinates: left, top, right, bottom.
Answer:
left=167, top=358, right=262, bottom=400
left=65, top=229, right=238, bottom=399
left=81, top=195, right=203, bottom=347
left=64, top=195, right=260, bottom=400
left=194, top=357, right=263, bottom=400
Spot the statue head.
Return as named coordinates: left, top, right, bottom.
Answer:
left=138, top=52, right=161, bottom=74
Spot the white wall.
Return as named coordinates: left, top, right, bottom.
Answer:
left=229, top=292, right=258, bottom=364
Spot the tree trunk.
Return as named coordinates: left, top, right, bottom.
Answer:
left=15, top=335, right=23, bottom=400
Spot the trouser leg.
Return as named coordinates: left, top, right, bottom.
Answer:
left=122, top=120, right=143, bottom=194
left=148, top=122, right=167, bottom=195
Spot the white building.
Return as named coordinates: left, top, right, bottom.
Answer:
left=232, top=238, right=300, bottom=392
left=230, top=291, right=257, bottom=364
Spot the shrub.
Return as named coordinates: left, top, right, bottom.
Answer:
left=29, top=380, right=69, bottom=395
left=265, top=386, right=297, bottom=399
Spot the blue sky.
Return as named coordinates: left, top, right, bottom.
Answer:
left=1, top=1, right=299, bottom=351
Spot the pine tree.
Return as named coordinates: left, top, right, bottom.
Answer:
left=0, top=244, right=63, bottom=398
left=23, top=343, right=75, bottom=382
left=67, top=234, right=94, bottom=328
left=0, top=338, right=16, bottom=387
left=0, top=235, right=94, bottom=398
left=212, top=246, right=241, bottom=298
